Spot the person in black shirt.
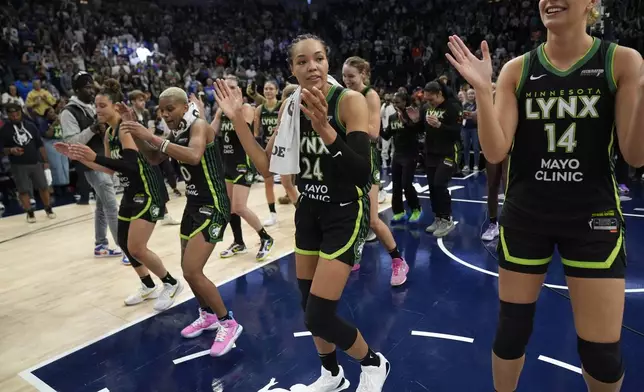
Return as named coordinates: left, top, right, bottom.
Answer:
left=447, top=2, right=644, bottom=390
left=415, top=81, right=463, bottom=238
left=381, top=91, right=421, bottom=224
left=0, top=103, right=55, bottom=222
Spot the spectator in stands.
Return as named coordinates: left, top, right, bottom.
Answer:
left=26, top=79, right=56, bottom=118
left=61, top=72, right=127, bottom=263
left=1, top=85, right=24, bottom=115
left=14, top=73, right=33, bottom=101
left=129, top=90, right=151, bottom=126
left=0, top=103, right=55, bottom=223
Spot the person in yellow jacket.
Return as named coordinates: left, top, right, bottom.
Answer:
left=26, top=80, right=56, bottom=117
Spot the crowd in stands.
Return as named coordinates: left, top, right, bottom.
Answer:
left=0, top=0, right=642, bottom=216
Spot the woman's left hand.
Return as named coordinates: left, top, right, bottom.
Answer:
left=300, top=87, right=330, bottom=135
left=115, top=103, right=137, bottom=122
left=67, top=143, right=97, bottom=162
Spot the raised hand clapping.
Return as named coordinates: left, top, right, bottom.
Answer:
left=445, top=35, right=493, bottom=90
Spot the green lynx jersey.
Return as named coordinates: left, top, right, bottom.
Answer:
left=220, top=111, right=252, bottom=167
left=169, top=124, right=230, bottom=215
left=502, top=38, right=621, bottom=233
left=106, top=124, right=163, bottom=202
left=259, top=100, right=282, bottom=145
left=297, top=84, right=369, bottom=203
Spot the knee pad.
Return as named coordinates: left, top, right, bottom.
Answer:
left=578, top=337, right=624, bottom=384
left=304, top=294, right=358, bottom=351
left=297, top=279, right=313, bottom=311
left=493, top=301, right=536, bottom=360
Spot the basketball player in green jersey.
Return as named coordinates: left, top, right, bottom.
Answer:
left=120, top=87, right=243, bottom=357
left=214, top=34, right=391, bottom=391
left=253, top=80, right=282, bottom=227
left=213, top=75, right=274, bottom=261
left=447, top=1, right=644, bottom=390
left=60, top=79, right=182, bottom=312
left=342, top=56, right=409, bottom=286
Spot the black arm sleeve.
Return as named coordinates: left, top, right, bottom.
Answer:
left=438, top=101, right=463, bottom=140
left=325, top=131, right=371, bottom=188
left=94, top=148, right=139, bottom=173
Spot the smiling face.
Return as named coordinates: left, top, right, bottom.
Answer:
left=264, top=82, right=278, bottom=100
left=539, top=0, right=596, bottom=31
left=95, top=95, right=117, bottom=123
left=290, top=38, right=328, bottom=91
left=342, top=64, right=364, bottom=91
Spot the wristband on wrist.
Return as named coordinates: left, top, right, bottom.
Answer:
left=160, top=139, right=170, bottom=153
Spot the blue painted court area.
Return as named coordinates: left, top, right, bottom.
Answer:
left=21, top=172, right=644, bottom=392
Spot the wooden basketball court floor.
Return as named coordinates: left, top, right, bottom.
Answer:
left=0, top=181, right=324, bottom=392
left=4, top=172, right=644, bottom=391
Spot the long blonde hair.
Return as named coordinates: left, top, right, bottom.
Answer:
left=587, top=2, right=601, bottom=26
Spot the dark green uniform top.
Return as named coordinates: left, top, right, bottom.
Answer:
left=107, top=124, right=163, bottom=203
left=502, top=38, right=621, bottom=233
left=297, top=84, right=369, bottom=203
left=170, top=123, right=230, bottom=216
left=259, top=100, right=282, bottom=145
left=220, top=111, right=252, bottom=167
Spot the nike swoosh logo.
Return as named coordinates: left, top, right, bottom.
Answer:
left=332, top=151, right=342, bottom=158
left=339, top=202, right=352, bottom=207
left=530, top=74, right=546, bottom=80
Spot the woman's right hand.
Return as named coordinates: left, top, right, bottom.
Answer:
left=446, top=35, right=493, bottom=90
left=405, top=106, right=420, bottom=123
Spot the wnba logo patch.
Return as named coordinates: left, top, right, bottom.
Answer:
left=354, top=239, right=366, bottom=259
left=209, top=223, right=222, bottom=238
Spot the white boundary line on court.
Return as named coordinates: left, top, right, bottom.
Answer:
left=436, top=223, right=644, bottom=293
left=172, top=344, right=238, bottom=365
left=415, top=170, right=480, bottom=181
left=173, top=349, right=210, bottom=364
left=293, top=331, right=312, bottom=337
left=538, top=355, right=582, bottom=374
left=17, top=250, right=292, bottom=391
left=97, top=388, right=110, bottom=392
left=411, top=330, right=474, bottom=343
left=19, top=204, right=395, bottom=391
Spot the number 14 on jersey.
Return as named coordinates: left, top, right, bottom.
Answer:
left=545, top=123, right=577, bottom=153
